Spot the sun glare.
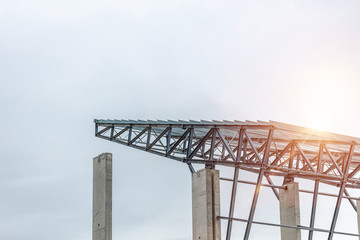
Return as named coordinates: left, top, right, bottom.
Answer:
left=308, top=117, right=332, bottom=132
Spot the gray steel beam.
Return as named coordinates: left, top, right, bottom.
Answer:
left=146, top=127, right=170, bottom=151
left=188, top=129, right=213, bottom=160
left=96, top=126, right=112, bottom=136
left=128, top=127, right=149, bottom=145
left=209, top=128, right=217, bottom=160
left=166, top=128, right=190, bottom=156
left=187, top=128, right=194, bottom=158
left=216, top=129, right=237, bottom=162
left=112, top=126, right=130, bottom=140
left=127, top=127, right=132, bottom=143
left=166, top=127, right=172, bottom=152
left=243, top=130, right=263, bottom=163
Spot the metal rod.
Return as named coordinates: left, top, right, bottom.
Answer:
left=222, top=145, right=239, bottom=161
left=226, top=167, right=239, bottom=240
left=146, top=127, right=170, bottom=151
left=203, top=140, right=221, bottom=158
left=244, top=129, right=274, bottom=240
left=216, top=129, right=237, bottom=162
left=323, top=155, right=344, bottom=175
left=146, top=128, right=151, bottom=149
left=296, top=153, right=300, bottom=170
left=187, top=163, right=195, bottom=173
left=289, top=142, right=294, bottom=169
left=344, top=188, right=357, bottom=212
left=294, top=142, right=316, bottom=172
left=328, top=145, right=355, bottom=240
left=96, top=126, right=111, bottom=136
left=128, top=127, right=149, bottom=145
left=166, top=127, right=172, bottom=152
left=308, top=144, right=323, bottom=240
left=209, top=128, right=217, bottom=160
left=226, top=129, right=244, bottom=240
left=270, top=142, right=291, bottom=166
left=324, top=145, right=342, bottom=176
left=218, top=216, right=360, bottom=237
left=265, top=175, right=279, bottom=200
left=220, top=177, right=286, bottom=189
left=186, top=128, right=194, bottom=158
left=110, top=126, right=114, bottom=139
left=127, top=127, right=132, bottom=143
left=188, top=129, right=213, bottom=159
left=111, top=126, right=130, bottom=140
left=243, top=130, right=262, bottom=163
left=220, top=177, right=360, bottom=200
left=248, top=142, right=266, bottom=163
left=166, top=128, right=190, bottom=156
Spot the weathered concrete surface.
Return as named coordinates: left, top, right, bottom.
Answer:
left=279, top=182, right=301, bottom=240
left=93, top=153, right=112, bottom=240
left=192, top=169, right=221, bottom=240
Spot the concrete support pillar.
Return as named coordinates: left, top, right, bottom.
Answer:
left=93, top=153, right=112, bottom=240
left=279, top=182, right=301, bottom=240
left=192, top=168, right=221, bottom=240
left=357, top=200, right=360, bottom=239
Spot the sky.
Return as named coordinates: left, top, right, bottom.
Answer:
left=1, top=0, right=360, bottom=239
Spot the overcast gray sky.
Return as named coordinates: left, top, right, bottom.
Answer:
left=1, top=1, right=360, bottom=239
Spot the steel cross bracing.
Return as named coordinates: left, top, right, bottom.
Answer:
left=94, top=119, right=360, bottom=239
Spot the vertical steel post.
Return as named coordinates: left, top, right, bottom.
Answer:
left=187, top=128, right=194, bottom=157
left=308, top=144, right=323, bottom=240
left=146, top=128, right=151, bottom=149
left=110, top=126, right=114, bottom=140
left=328, top=145, right=355, bottom=240
left=289, top=142, right=294, bottom=170
left=226, top=129, right=244, bottom=240
left=166, top=127, right=172, bottom=153
left=127, top=127, right=132, bottom=144
left=243, top=128, right=274, bottom=240
left=209, top=128, right=217, bottom=160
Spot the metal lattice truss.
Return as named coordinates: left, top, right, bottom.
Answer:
left=94, top=119, right=360, bottom=239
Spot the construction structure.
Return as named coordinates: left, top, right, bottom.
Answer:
left=94, top=119, right=360, bottom=240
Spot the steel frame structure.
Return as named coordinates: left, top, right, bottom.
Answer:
left=94, top=119, right=360, bottom=239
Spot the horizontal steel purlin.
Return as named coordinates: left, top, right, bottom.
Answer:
left=217, top=216, right=360, bottom=237
left=219, top=177, right=360, bottom=200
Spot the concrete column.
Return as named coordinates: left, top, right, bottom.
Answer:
left=279, top=182, right=301, bottom=240
left=192, top=168, right=221, bottom=240
left=357, top=200, right=360, bottom=239
left=93, top=153, right=112, bottom=240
